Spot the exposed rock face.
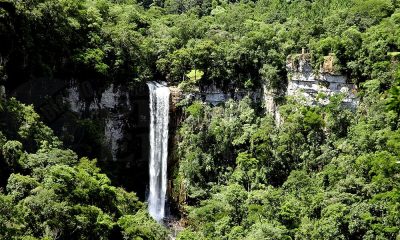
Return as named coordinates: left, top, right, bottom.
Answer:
left=8, top=78, right=150, bottom=199
left=170, top=84, right=261, bottom=107
left=64, top=81, right=151, bottom=198
left=286, top=53, right=358, bottom=107
left=64, top=82, right=139, bottom=162
left=196, top=84, right=261, bottom=106
left=261, top=53, right=358, bottom=124
left=262, top=86, right=282, bottom=124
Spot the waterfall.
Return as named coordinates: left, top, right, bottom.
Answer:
left=147, top=82, right=170, bottom=222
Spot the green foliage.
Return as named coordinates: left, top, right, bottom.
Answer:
left=4, top=98, right=62, bottom=148
left=2, top=140, right=24, bottom=168
left=176, top=228, right=206, bottom=240
left=387, top=78, right=400, bottom=123
left=2, top=0, right=400, bottom=88
left=118, top=209, right=169, bottom=240
left=176, top=80, right=399, bottom=239
left=0, top=99, right=167, bottom=239
left=2, top=0, right=400, bottom=239
left=185, top=101, right=204, bottom=119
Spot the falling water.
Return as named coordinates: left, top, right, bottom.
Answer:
left=147, top=82, right=170, bottom=222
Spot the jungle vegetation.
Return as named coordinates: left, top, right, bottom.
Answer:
left=0, top=0, right=400, bottom=239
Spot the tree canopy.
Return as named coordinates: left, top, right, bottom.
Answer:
left=0, top=0, right=400, bottom=239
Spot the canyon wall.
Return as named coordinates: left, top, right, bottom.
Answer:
left=4, top=53, right=358, bottom=201
left=8, top=78, right=150, bottom=198
left=263, top=53, right=358, bottom=123
left=286, top=53, right=358, bottom=107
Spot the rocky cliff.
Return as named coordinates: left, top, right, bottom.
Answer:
left=4, top=52, right=359, bottom=201
left=8, top=78, right=151, bottom=198
left=263, top=52, right=358, bottom=125
left=286, top=53, right=358, bottom=107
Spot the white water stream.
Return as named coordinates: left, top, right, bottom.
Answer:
left=147, top=82, right=170, bottom=222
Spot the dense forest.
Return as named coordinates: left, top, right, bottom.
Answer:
left=1, top=0, right=400, bottom=239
